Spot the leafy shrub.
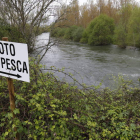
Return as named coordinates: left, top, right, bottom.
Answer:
left=57, top=28, right=67, bottom=37
left=0, top=58, right=140, bottom=139
left=64, top=26, right=78, bottom=40
left=80, top=30, right=88, bottom=43
left=51, top=27, right=66, bottom=38
left=114, top=23, right=128, bottom=47
left=51, top=26, right=84, bottom=43
left=72, top=27, right=84, bottom=42
left=114, top=5, right=132, bottom=48
left=81, top=14, right=115, bottom=46
left=51, top=28, right=60, bottom=37
left=127, top=7, right=140, bottom=47
left=0, top=18, right=25, bottom=43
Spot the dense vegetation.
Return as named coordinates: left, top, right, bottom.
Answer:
left=1, top=0, right=140, bottom=139
left=51, top=0, right=140, bottom=48
left=51, top=25, right=84, bottom=42
left=0, top=59, right=140, bottom=139
left=80, top=14, right=115, bottom=45
left=0, top=18, right=25, bottom=43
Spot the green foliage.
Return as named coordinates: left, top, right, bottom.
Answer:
left=127, top=7, right=140, bottom=47
left=72, top=26, right=84, bottom=42
left=0, top=19, right=10, bottom=40
left=51, top=27, right=66, bottom=38
left=63, top=28, right=72, bottom=39
left=51, top=27, right=60, bottom=37
left=8, top=26, right=26, bottom=43
left=51, top=26, right=84, bottom=42
left=114, top=23, right=128, bottom=47
left=81, top=14, right=115, bottom=46
left=80, top=30, right=88, bottom=43
left=0, top=58, right=140, bottom=139
left=114, top=4, right=132, bottom=47
left=0, top=19, right=25, bottom=43
left=64, top=26, right=78, bottom=40
left=57, top=28, right=67, bottom=37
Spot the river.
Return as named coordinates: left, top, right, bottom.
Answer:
left=36, top=33, right=140, bottom=89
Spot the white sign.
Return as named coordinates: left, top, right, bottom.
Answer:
left=0, top=41, right=30, bottom=82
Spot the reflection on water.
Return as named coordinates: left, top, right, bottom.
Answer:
left=38, top=33, right=140, bottom=88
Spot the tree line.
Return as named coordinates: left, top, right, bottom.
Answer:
left=0, top=0, right=140, bottom=48
left=52, top=0, right=140, bottom=47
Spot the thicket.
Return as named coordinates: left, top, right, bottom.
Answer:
left=51, top=26, right=84, bottom=42
left=51, top=15, right=115, bottom=46
left=0, top=18, right=25, bottom=43
left=80, top=14, right=115, bottom=45
left=52, top=2, right=140, bottom=48
left=127, top=7, right=140, bottom=47
left=114, top=4, right=132, bottom=48
left=1, top=58, right=140, bottom=139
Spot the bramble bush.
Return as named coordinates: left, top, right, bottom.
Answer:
left=0, top=58, right=140, bottom=139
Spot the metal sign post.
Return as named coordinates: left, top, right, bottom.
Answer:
left=2, top=37, right=19, bottom=140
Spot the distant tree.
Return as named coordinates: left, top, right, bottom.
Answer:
left=97, top=0, right=105, bottom=14
left=80, top=29, right=88, bottom=43
left=127, top=7, right=140, bottom=47
left=64, top=25, right=77, bottom=40
left=103, top=0, right=120, bottom=24
left=81, top=14, right=115, bottom=46
left=72, top=26, right=84, bottom=42
left=79, top=4, right=90, bottom=28
left=0, top=0, right=56, bottom=52
left=0, top=0, right=74, bottom=58
left=114, top=3, right=132, bottom=47
left=114, top=23, right=128, bottom=47
left=56, top=0, right=80, bottom=27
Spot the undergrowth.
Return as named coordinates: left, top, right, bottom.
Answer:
left=0, top=58, right=140, bottom=140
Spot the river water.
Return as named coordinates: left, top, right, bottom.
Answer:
left=36, top=33, right=140, bottom=88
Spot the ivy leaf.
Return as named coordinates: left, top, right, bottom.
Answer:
left=13, top=108, right=20, bottom=114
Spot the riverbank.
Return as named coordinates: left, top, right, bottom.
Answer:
left=1, top=58, right=140, bottom=139
left=51, top=27, right=140, bottom=51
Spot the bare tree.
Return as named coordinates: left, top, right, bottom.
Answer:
left=97, top=0, right=105, bottom=14
left=0, top=0, right=73, bottom=61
